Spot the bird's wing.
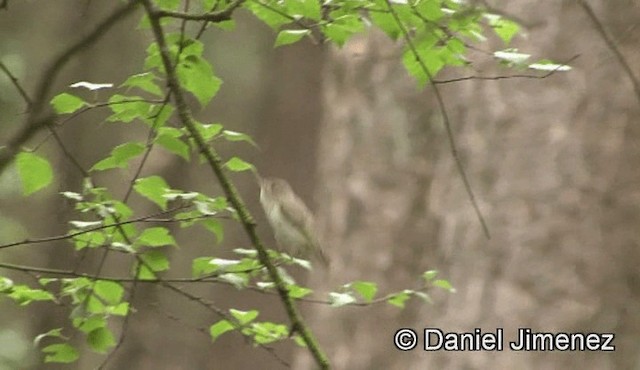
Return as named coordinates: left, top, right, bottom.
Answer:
left=279, top=196, right=318, bottom=245
left=279, top=196, right=329, bottom=266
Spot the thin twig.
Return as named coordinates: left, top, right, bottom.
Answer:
left=141, top=1, right=329, bottom=367
left=433, top=54, right=579, bottom=84
left=385, top=0, right=491, bottom=239
left=578, top=0, right=640, bottom=103
left=0, top=204, right=192, bottom=250
left=154, top=0, right=244, bottom=21
left=0, top=61, right=32, bottom=107
left=160, top=283, right=291, bottom=368
left=0, top=1, right=139, bottom=175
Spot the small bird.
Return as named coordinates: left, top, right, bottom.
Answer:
left=258, top=176, right=329, bottom=267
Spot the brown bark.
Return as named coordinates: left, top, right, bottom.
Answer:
left=305, top=1, right=640, bottom=369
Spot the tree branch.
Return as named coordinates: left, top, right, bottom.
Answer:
left=140, top=0, right=329, bottom=367
left=0, top=1, right=138, bottom=175
left=385, top=0, right=491, bottom=239
left=155, top=0, right=244, bottom=21
left=578, top=0, right=640, bottom=103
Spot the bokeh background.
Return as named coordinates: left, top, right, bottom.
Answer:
left=1, top=1, right=639, bottom=369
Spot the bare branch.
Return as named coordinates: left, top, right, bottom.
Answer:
left=0, top=1, right=138, bottom=175
left=385, top=0, right=491, bottom=239
left=154, top=0, right=244, bottom=21
left=0, top=204, right=192, bottom=251
left=140, top=0, right=330, bottom=367
left=578, top=0, right=640, bottom=103
left=0, top=61, right=32, bottom=107
left=433, top=54, right=579, bottom=84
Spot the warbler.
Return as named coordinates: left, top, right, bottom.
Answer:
left=258, top=176, right=329, bottom=267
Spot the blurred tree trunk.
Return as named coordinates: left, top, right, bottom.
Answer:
left=304, top=1, right=640, bottom=369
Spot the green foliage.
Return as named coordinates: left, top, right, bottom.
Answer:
left=275, top=29, right=311, bottom=46
left=224, top=156, right=255, bottom=172
left=134, top=175, right=171, bottom=209
left=50, top=93, right=86, bottom=114
left=155, top=127, right=191, bottom=160
left=42, top=343, right=79, bottom=364
left=91, top=142, right=146, bottom=171
left=4, top=284, right=55, bottom=306
left=121, top=72, right=163, bottom=97
left=16, top=152, right=53, bottom=195
left=0, top=0, right=571, bottom=366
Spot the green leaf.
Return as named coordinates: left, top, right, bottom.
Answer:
left=213, top=20, right=236, bottom=30
left=192, top=256, right=218, bottom=277
left=177, top=54, right=222, bottom=106
left=137, top=250, right=170, bottom=279
left=387, top=290, right=411, bottom=308
left=42, top=343, right=79, bottom=364
left=72, top=230, right=106, bottom=250
left=432, top=279, right=456, bottom=293
left=156, top=127, right=190, bottom=160
left=7, top=285, right=55, bottom=305
left=423, top=270, right=438, bottom=281
left=210, top=320, right=234, bottom=341
left=288, top=285, right=312, bottom=299
left=402, top=38, right=446, bottom=85
left=202, top=219, right=224, bottom=243
left=106, top=94, right=154, bottom=123
left=351, top=281, right=377, bottom=302
left=224, top=156, right=254, bottom=172
left=245, top=1, right=291, bottom=29
left=275, top=29, right=311, bottom=47
left=285, top=0, right=321, bottom=20
left=87, top=327, right=116, bottom=353
left=222, top=130, right=257, bottom=146
left=416, top=0, right=444, bottom=21
left=121, top=72, right=163, bottom=96
left=148, top=104, right=174, bottom=128
left=322, top=14, right=364, bottom=47
left=156, top=0, right=180, bottom=11
left=250, top=322, right=289, bottom=344
left=137, top=227, right=177, bottom=248
left=74, top=315, right=106, bottom=334
left=487, top=15, right=520, bottom=45
left=134, top=176, right=170, bottom=209
left=110, top=302, right=129, bottom=316
left=16, top=152, right=54, bottom=196
left=197, top=122, right=224, bottom=141
left=370, top=9, right=401, bottom=39
left=50, top=93, right=86, bottom=114
left=93, top=280, right=124, bottom=305
left=230, top=309, right=259, bottom=325
left=90, top=142, right=145, bottom=171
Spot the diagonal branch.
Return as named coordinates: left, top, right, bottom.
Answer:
left=0, top=61, right=32, bottom=107
left=385, top=0, right=491, bottom=239
left=155, top=0, right=244, bottom=21
left=578, top=0, right=640, bottom=103
left=0, top=1, right=138, bottom=175
left=140, top=0, right=329, bottom=368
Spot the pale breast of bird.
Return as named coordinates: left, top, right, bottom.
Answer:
left=265, top=204, right=310, bottom=256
